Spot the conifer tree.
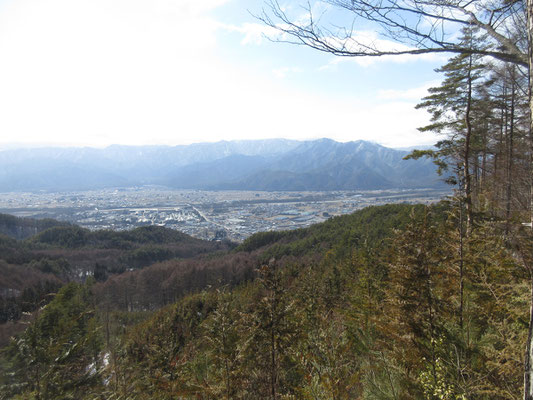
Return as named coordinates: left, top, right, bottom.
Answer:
left=242, top=264, right=301, bottom=399
left=201, top=288, right=243, bottom=399
left=414, top=27, right=487, bottom=233
left=1, top=282, right=103, bottom=400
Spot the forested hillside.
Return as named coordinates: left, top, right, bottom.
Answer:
left=2, top=1, right=533, bottom=398
left=0, top=216, right=234, bottom=348
left=0, top=201, right=530, bottom=399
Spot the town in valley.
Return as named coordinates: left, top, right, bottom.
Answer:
left=0, top=187, right=449, bottom=242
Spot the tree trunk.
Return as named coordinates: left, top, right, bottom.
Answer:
left=529, top=0, right=533, bottom=230
left=464, top=53, right=474, bottom=234
left=525, top=2, right=533, bottom=399
left=506, top=74, right=515, bottom=234
left=526, top=271, right=533, bottom=400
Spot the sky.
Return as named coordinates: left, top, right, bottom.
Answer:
left=0, top=0, right=448, bottom=149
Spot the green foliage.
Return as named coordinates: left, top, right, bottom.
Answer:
left=28, top=257, right=71, bottom=276
left=0, top=214, right=69, bottom=240
left=31, top=226, right=91, bottom=248
left=1, top=282, right=103, bottom=399
left=240, top=204, right=428, bottom=263
left=120, top=245, right=175, bottom=269
left=199, top=288, right=243, bottom=399
left=0, top=202, right=529, bottom=399
left=236, top=230, right=292, bottom=252
left=404, top=149, right=449, bottom=176
left=30, top=224, right=207, bottom=250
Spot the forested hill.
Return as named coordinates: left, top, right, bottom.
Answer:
left=92, top=203, right=427, bottom=311
left=0, top=204, right=428, bottom=337
left=0, top=213, right=69, bottom=240
left=1, top=201, right=530, bottom=399
left=0, top=214, right=235, bottom=347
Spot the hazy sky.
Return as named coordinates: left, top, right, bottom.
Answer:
left=0, top=0, right=448, bottom=149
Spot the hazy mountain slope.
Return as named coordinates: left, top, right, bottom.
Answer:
left=227, top=167, right=393, bottom=191
left=166, top=154, right=271, bottom=189
left=0, top=162, right=132, bottom=191
left=0, top=139, right=443, bottom=191
left=221, top=139, right=442, bottom=190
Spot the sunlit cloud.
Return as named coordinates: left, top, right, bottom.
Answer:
left=377, top=81, right=441, bottom=101
left=220, top=22, right=283, bottom=45
left=0, top=0, right=441, bottom=149
left=317, top=30, right=449, bottom=68
left=272, top=66, right=303, bottom=78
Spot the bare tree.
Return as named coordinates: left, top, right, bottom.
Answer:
left=261, top=0, right=526, bottom=63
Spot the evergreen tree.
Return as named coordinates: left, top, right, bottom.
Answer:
left=411, top=27, right=488, bottom=232
left=1, top=282, right=103, bottom=400
left=242, top=264, right=301, bottom=399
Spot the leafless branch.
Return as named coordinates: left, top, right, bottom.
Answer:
left=259, top=0, right=527, bottom=66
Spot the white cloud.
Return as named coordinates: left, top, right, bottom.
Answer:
left=220, top=22, right=285, bottom=45
left=377, top=80, right=441, bottom=101
left=318, top=30, right=448, bottom=68
left=272, top=66, right=303, bottom=78
left=287, top=98, right=440, bottom=148
left=0, top=0, right=440, bottom=149
left=0, top=0, right=229, bottom=147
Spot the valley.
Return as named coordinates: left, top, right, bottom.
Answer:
left=0, top=187, right=449, bottom=241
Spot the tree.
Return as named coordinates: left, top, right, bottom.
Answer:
left=242, top=264, right=301, bottom=399
left=260, top=0, right=530, bottom=216
left=261, top=0, right=526, bottom=65
left=1, top=282, right=103, bottom=399
left=414, top=26, right=487, bottom=232
left=261, top=1, right=533, bottom=397
left=201, top=288, right=243, bottom=399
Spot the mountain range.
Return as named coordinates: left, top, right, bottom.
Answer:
left=0, top=139, right=444, bottom=192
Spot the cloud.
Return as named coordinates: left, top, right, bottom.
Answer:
left=318, top=30, right=448, bottom=68
left=0, top=0, right=440, bottom=149
left=272, top=66, right=303, bottom=78
left=377, top=81, right=441, bottom=101
left=220, top=22, right=286, bottom=45
left=0, top=0, right=229, bottom=146
left=287, top=98, right=440, bottom=148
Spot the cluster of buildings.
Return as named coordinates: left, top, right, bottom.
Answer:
left=0, top=187, right=449, bottom=242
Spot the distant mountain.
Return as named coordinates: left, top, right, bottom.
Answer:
left=232, top=139, right=434, bottom=190
left=0, top=139, right=444, bottom=192
left=165, top=154, right=271, bottom=189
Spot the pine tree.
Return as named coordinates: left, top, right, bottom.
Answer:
left=241, top=264, right=301, bottom=399
left=201, top=288, right=243, bottom=399
left=1, top=282, right=103, bottom=400
left=412, top=27, right=488, bottom=232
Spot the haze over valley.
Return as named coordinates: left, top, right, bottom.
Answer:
left=0, top=187, right=446, bottom=242
left=0, top=138, right=448, bottom=241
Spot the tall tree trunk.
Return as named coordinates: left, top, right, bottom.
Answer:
left=459, top=198, right=464, bottom=331
left=481, top=119, right=487, bottom=192
left=506, top=74, right=515, bottom=234
left=525, top=2, right=533, bottom=399
left=529, top=0, right=533, bottom=231
left=464, top=53, right=474, bottom=234
left=527, top=270, right=533, bottom=400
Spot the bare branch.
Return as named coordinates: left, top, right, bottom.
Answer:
left=260, top=0, right=527, bottom=67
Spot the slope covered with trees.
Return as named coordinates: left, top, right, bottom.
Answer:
left=0, top=201, right=530, bottom=399
left=0, top=215, right=234, bottom=348
left=2, top=0, right=533, bottom=396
